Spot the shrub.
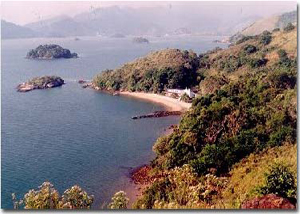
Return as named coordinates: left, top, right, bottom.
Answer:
left=236, top=36, right=254, bottom=44
left=268, top=70, right=296, bottom=89
left=180, top=93, right=192, bottom=103
left=277, top=49, right=296, bottom=68
left=135, top=165, right=227, bottom=209
left=13, top=182, right=94, bottom=209
left=259, top=31, right=272, bottom=45
left=108, top=191, right=129, bottom=209
left=243, top=45, right=257, bottom=54
left=248, top=58, right=267, bottom=68
left=283, top=23, right=295, bottom=32
left=22, top=182, right=61, bottom=209
left=217, top=55, right=243, bottom=72
left=258, top=163, right=296, bottom=199
left=267, top=126, right=293, bottom=147
left=272, top=28, right=280, bottom=32
left=60, top=185, right=94, bottom=209
left=277, top=49, right=288, bottom=59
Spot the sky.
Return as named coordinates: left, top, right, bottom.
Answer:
left=1, top=1, right=297, bottom=26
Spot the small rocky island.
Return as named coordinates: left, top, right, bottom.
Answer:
left=17, top=76, right=65, bottom=92
left=132, top=37, right=149, bottom=44
left=26, top=44, right=78, bottom=59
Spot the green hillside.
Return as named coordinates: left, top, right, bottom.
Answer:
left=131, top=27, right=297, bottom=209
left=93, top=49, right=199, bottom=93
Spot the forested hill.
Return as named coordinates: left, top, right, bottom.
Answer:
left=93, top=24, right=296, bottom=97
left=92, top=49, right=199, bottom=93
left=130, top=25, right=297, bottom=209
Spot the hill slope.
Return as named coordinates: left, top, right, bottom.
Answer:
left=25, top=15, right=95, bottom=37
left=1, top=20, right=37, bottom=39
left=92, top=49, right=199, bottom=93
left=127, top=27, right=297, bottom=209
left=230, top=10, right=296, bottom=43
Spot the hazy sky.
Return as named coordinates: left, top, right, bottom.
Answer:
left=1, top=1, right=297, bottom=26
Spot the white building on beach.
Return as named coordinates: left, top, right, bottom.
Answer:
left=166, top=88, right=196, bottom=98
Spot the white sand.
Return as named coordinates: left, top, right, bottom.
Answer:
left=119, top=92, right=192, bottom=111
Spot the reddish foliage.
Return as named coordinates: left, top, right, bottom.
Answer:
left=131, top=166, right=154, bottom=185
left=241, top=194, right=295, bottom=209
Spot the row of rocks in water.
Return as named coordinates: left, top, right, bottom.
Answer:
left=26, top=44, right=78, bottom=59
left=17, top=76, right=65, bottom=92
left=131, top=111, right=182, bottom=119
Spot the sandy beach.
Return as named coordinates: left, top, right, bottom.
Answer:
left=119, top=92, right=192, bottom=111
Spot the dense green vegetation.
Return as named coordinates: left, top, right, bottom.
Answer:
left=13, top=182, right=94, bottom=209
left=133, top=28, right=297, bottom=209
left=93, top=49, right=200, bottom=93
left=27, top=76, right=64, bottom=87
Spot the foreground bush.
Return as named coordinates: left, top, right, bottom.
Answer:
left=134, top=165, right=227, bottom=209
left=13, top=182, right=94, bottom=209
left=108, top=191, right=129, bottom=209
left=258, top=163, right=296, bottom=200
left=218, top=143, right=296, bottom=209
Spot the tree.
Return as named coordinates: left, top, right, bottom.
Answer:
left=60, top=185, right=94, bottom=209
left=23, top=182, right=60, bottom=209
left=260, top=31, right=272, bottom=45
left=284, top=23, right=295, bottom=32
left=243, top=44, right=257, bottom=54
left=108, top=191, right=129, bottom=209
left=13, top=182, right=94, bottom=209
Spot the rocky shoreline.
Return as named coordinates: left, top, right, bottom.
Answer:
left=17, top=76, right=65, bottom=92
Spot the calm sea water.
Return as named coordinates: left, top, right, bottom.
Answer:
left=1, top=35, right=228, bottom=209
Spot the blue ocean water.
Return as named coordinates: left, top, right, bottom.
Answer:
left=1, top=35, right=228, bottom=209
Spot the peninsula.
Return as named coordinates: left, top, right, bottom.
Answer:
left=93, top=26, right=297, bottom=209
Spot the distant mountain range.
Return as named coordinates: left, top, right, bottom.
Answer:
left=1, top=20, right=37, bottom=39
left=1, top=6, right=296, bottom=39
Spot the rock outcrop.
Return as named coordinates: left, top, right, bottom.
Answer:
left=17, top=76, right=64, bottom=92
left=26, top=44, right=78, bottom=59
left=241, top=194, right=296, bottom=209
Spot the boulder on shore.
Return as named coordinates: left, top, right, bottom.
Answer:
left=17, top=76, right=65, bottom=92
left=26, top=44, right=78, bottom=59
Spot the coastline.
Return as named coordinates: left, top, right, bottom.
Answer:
left=119, top=91, right=192, bottom=112
left=89, top=87, right=191, bottom=207
left=118, top=91, right=188, bottom=207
